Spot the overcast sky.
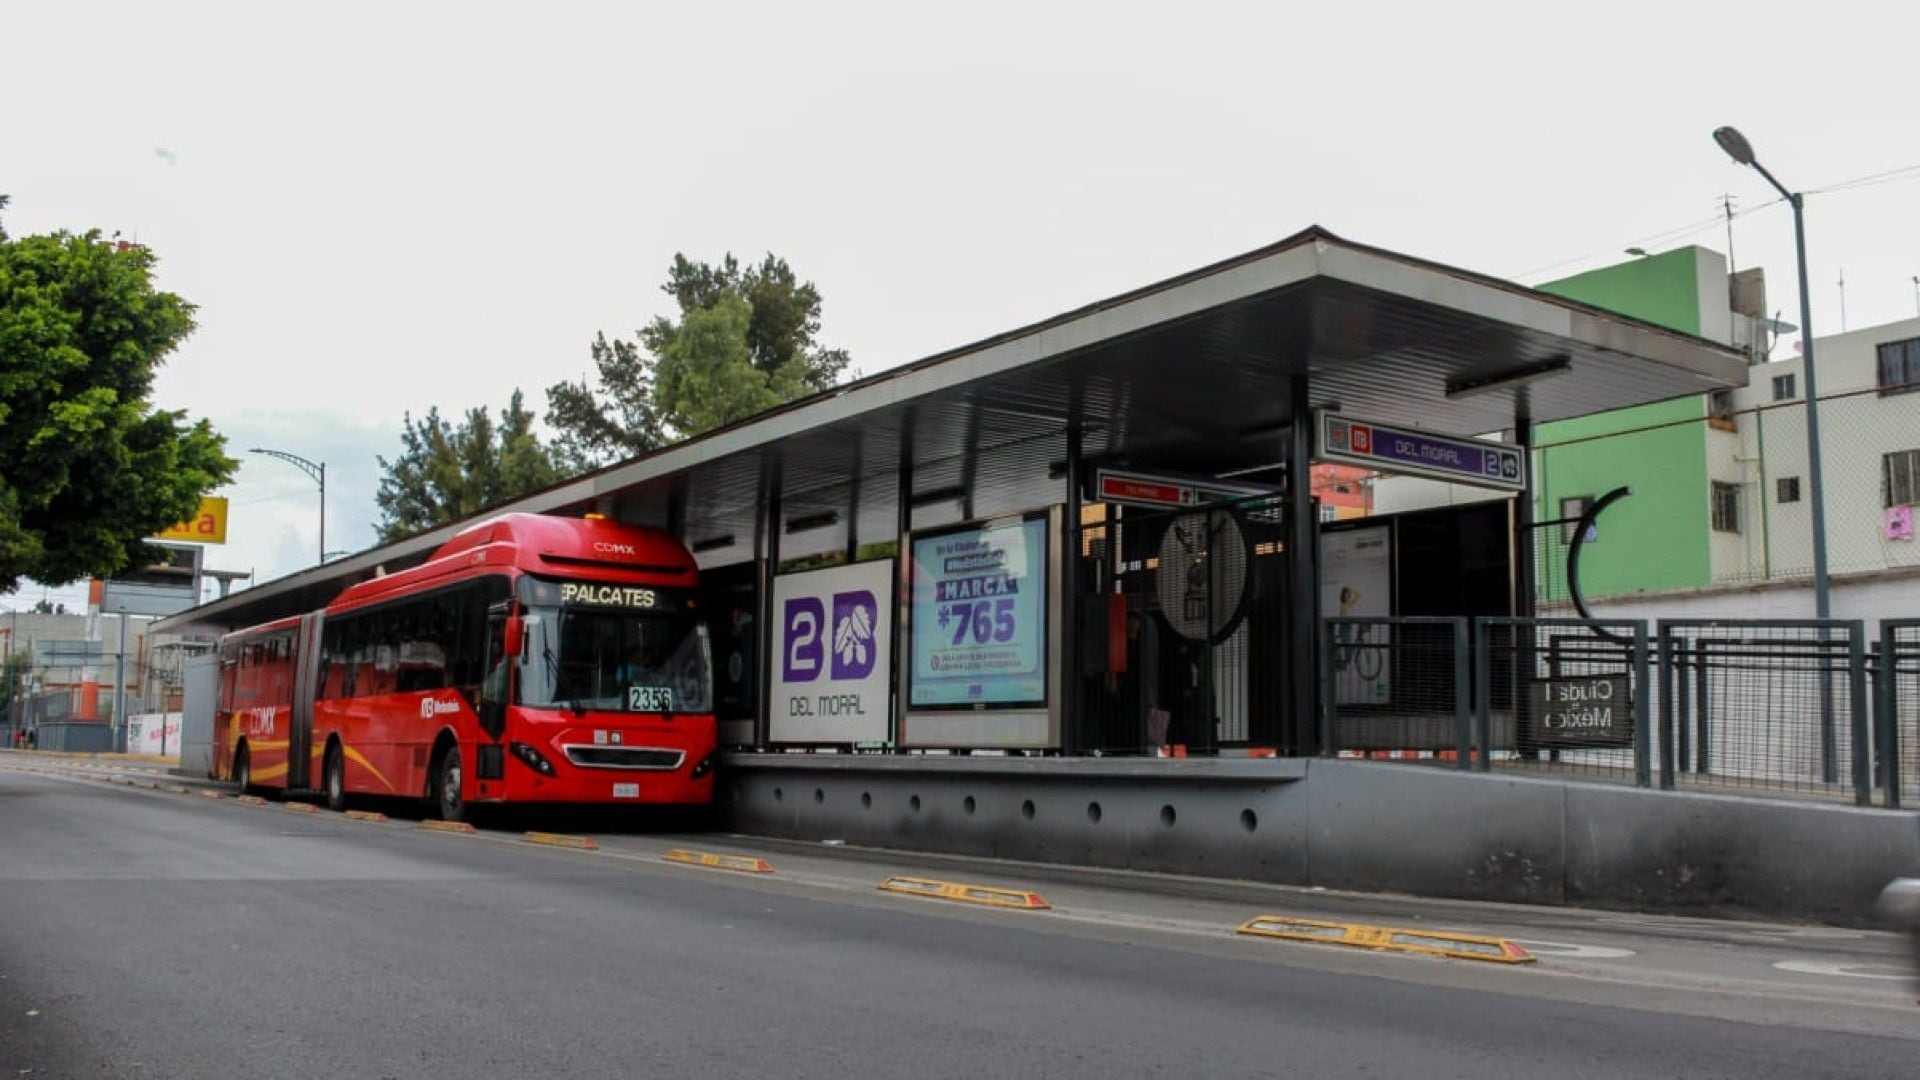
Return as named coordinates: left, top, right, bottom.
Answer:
left=5, top=0, right=1918, bottom=609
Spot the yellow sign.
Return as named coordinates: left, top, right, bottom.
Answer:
left=154, top=497, right=229, bottom=545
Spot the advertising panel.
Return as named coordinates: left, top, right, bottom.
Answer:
left=1320, top=525, right=1392, bottom=705
left=125, top=712, right=183, bottom=757
left=908, top=515, right=1048, bottom=710
left=154, top=497, right=229, bottom=545
left=770, top=560, right=893, bottom=744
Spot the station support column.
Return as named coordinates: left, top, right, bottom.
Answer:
left=1513, top=400, right=1537, bottom=619
left=754, top=454, right=783, bottom=749
left=1061, top=418, right=1084, bottom=755
left=1286, top=374, right=1320, bottom=756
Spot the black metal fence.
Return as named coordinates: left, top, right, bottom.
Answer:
left=1314, top=615, right=1920, bottom=808
left=1882, top=620, right=1920, bottom=808
left=1657, top=619, right=1868, bottom=804
left=1318, top=617, right=1469, bottom=768
left=1476, top=617, right=1652, bottom=786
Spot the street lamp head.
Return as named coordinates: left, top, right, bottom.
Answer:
left=1712, top=126, right=1757, bottom=167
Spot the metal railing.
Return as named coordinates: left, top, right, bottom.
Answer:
left=1655, top=619, right=1869, bottom=805
left=1474, top=617, right=1652, bottom=787
left=1318, top=617, right=1470, bottom=768
left=1881, top=620, right=1920, bottom=808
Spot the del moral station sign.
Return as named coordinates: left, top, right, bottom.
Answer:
left=1315, top=412, right=1525, bottom=492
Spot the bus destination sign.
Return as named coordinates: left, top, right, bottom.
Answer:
left=559, top=583, right=661, bottom=609
left=1316, top=411, right=1526, bottom=493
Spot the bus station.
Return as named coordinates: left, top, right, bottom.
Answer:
left=153, top=227, right=1915, bottom=923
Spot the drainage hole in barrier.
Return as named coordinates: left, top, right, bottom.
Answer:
left=861, top=792, right=873, bottom=809
left=1021, top=799, right=1036, bottom=820
left=774, top=787, right=784, bottom=802
left=1087, top=801, right=1102, bottom=824
left=814, top=788, right=825, bottom=804
left=910, top=794, right=922, bottom=813
left=1241, top=808, right=1258, bottom=833
left=964, top=795, right=977, bottom=816
left=1160, top=805, right=1177, bottom=828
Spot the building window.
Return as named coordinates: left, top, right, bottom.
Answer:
left=1707, top=389, right=1737, bottom=430
left=1711, top=481, right=1740, bottom=533
left=1879, top=337, right=1920, bottom=395
left=1776, top=477, right=1800, bottom=503
left=1559, top=495, right=1593, bottom=544
left=1887, top=449, right=1920, bottom=508
left=1772, top=373, right=1796, bottom=401
left=1319, top=504, right=1338, bottom=523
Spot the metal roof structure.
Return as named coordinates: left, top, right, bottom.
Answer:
left=157, top=226, right=1748, bottom=636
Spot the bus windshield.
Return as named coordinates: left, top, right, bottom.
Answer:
left=519, top=593, right=712, bottom=714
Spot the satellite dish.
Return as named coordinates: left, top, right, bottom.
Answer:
left=1155, top=510, right=1251, bottom=644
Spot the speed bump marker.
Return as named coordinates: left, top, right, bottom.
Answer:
left=877, top=876, right=1050, bottom=911
left=1235, top=916, right=1534, bottom=965
left=235, top=794, right=270, bottom=806
left=417, top=819, right=478, bottom=835
left=281, top=802, right=319, bottom=814
left=343, top=810, right=389, bottom=823
left=199, top=790, right=227, bottom=799
left=663, top=849, right=773, bottom=874
left=166, top=786, right=191, bottom=795
left=523, top=831, right=600, bottom=851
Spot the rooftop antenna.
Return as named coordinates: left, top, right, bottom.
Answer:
left=1838, top=268, right=1848, bottom=332
left=1719, top=194, right=1738, bottom=271
left=1912, top=275, right=1918, bottom=317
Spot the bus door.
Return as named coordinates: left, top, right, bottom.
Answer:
left=288, top=612, right=325, bottom=790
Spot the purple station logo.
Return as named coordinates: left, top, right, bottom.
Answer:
left=783, top=589, right=878, bottom=682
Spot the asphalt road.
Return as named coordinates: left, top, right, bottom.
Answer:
left=3, top=758, right=1917, bottom=1079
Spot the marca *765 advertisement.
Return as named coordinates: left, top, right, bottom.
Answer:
left=909, top=517, right=1048, bottom=709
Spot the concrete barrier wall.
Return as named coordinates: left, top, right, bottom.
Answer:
left=720, top=753, right=1920, bottom=926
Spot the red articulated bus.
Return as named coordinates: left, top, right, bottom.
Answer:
left=212, top=512, right=716, bottom=819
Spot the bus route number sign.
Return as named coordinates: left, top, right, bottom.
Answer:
left=628, top=686, right=673, bottom=712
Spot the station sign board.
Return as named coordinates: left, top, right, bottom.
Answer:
left=769, top=559, right=893, bottom=745
left=1530, top=674, right=1633, bottom=748
left=1092, top=468, right=1274, bottom=511
left=1316, top=412, right=1525, bottom=492
left=154, top=497, right=229, bottom=545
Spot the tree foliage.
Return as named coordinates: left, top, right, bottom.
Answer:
left=374, top=390, right=563, bottom=543
left=546, top=253, right=850, bottom=469
left=0, top=202, right=234, bottom=592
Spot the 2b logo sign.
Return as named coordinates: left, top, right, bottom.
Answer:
left=783, top=590, right=879, bottom=682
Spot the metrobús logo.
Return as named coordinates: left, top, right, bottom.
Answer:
left=560, top=582, right=658, bottom=608
left=592, top=542, right=638, bottom=557
left=419, top=698, right=462, bottom=719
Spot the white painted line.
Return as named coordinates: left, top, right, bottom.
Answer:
left=1511, top=940, right=1637, bottom=961
left=1772, top=959, right=1912, bottom=982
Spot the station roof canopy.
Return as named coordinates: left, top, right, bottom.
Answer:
left=157, top=226, right=1748, bottom=636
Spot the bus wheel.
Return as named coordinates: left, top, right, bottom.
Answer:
left=322, top=743, right=347, bottom=813
left=232, top=744, right=252, bottom=794
left=433, top=746, right=465, bottom=823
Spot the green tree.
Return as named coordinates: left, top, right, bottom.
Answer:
left=0, top=200, right=235, bottom=592
left=374, top=389, right=563, bottom=543
left=546, top=253, right=850, bottom=468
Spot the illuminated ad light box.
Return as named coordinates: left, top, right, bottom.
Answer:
left=769, top=559, right=894, bottom=745
left=902, top=509, right=1062, bottom=749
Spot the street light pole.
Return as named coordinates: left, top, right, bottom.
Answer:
left=1713, top=126, right=1831, bottom=619
left=249, top=448, right=327, bottom=565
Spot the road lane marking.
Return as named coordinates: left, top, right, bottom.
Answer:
left=1511, top=940, right=1638, bottom=960
left=1237, top=916, right=1534, bottom=964
left=1772, top=960, right=1913, bottom=982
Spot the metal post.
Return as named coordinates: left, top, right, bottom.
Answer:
left=892, top=410, right=915, bottom=748
left=1882, top=622, right=1903, bottom=809
left=113, top=613, right=129, bottom=751
left=754, top=455, right=783, bottom=750
left=1657, top=624, right=1676, bottom=790
left=1317, top=618, right=1336, bottom=755
left=318, top=461, right=327, bottom=565
left=1675, top=646, right=1691, bottom=774
left=1452, top=617, right=1471, bottom=771
left=1693, top=644, right=1711, bottom=775
left=1786, top=194, right=1832, bottom=620
left=1472, top=617, right=1492, bottom=772
left=1285, top=374, right=1317, bottom=755
left=1632, top=621, right=1652, bottom=788
left=1061, top=419, right=1083, bottom=755
left=845, top=441, right=863, bottom=565
left=1821, top=626, right=1840, bottom=786
left=1850, top=623, right=1871, bottom=807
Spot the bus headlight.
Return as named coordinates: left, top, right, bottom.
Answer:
left=510, top=741, right=557, bottom=776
